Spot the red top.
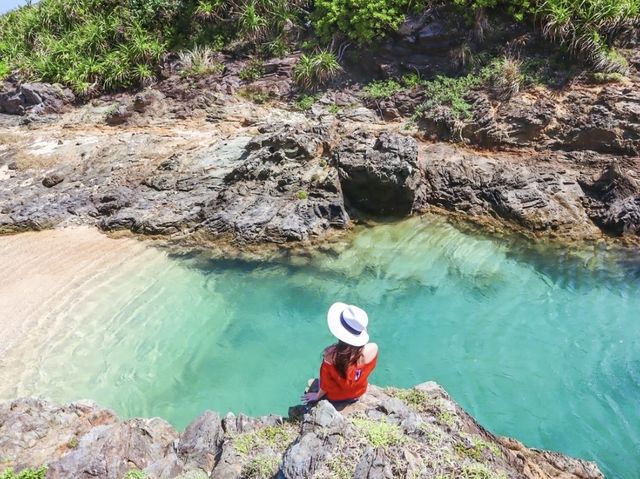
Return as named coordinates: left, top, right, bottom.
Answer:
left=320, top=353, right=378, bottom=401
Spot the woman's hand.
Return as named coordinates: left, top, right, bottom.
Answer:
left=301, top=391, right=321, bottom=404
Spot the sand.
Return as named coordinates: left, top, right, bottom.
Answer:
left=0, top=227, right=156, bottom=355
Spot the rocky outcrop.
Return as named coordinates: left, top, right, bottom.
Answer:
left=580, top=162, right=640, bottom=235
left=0, top=82, right=74, bottom=115
left=0, top=383, right=604, bottom=479
left=335, top=131, right=421, bottom=215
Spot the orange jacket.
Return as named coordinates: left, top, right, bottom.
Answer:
left=320, top=354, right=378, bottom=401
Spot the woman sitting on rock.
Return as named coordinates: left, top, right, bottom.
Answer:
left=302, top=302, right=378, bottom=406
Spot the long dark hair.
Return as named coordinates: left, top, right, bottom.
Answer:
left=327, top=341, right=364, bottom=379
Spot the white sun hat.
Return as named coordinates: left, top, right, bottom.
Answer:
left=327, top=302, right=370, bottom=347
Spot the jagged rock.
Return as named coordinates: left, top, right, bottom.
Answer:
left=201, top=125, right=349, bottom=243
left=418, top=143, right=601, bottom=237
left=335, top=131, right=421, bottom=215
left=0, top=82, right=73, bottom=115
left=176, top=411, right=223, bottom=474
left=46, top=417, right=178, bottom=479
left=0, top=384, right=604, bottom=479
left=580, top=162, right=640, bottom=235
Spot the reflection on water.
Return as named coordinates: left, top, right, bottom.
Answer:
left=1, top=216, right=639, bottom=478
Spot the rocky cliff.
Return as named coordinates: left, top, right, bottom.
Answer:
left=0, top=77, right=639, bottom=247
left=0, top=382, right=603, bottom=479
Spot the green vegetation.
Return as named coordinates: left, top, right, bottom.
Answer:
left=590, top=72, right=627, bottom=84
left=293, top=51, right=342, bottom=90
left=362, top=74, right=424, bottom=100
left=295, top=94, right=318, bottom=111
left=232, top=424, right=295, bottom=455
left=388, top=387, right=429, bottom=408
left=241, top=455, right=280, bottom=479
left=325, top=455, right=352, bottom=479
left=0, top=0, right=636, bottom=94
left=352, top=417, right=408, bottom=448
left=178, top=45, right=224, bottom=77
left=460, top=463, right=508, bottom=479
left=237, top=86, right=270, bottom=104
left=296, top=190, right=309, bottom=200
left=313, top=0, right=421, bottom=44
left=0, top=468, right=47, bottom=479
left=0, top=0, right=307, bottom=94
left=454, top=0, right=639, bottom=70
left=239, top=58, right=264, bottom=82
left=123, top=470, right=147, bottom=479
left=454, top=436, right=503, bottom=461
left=437, top=409, right=457, bottom=427
left=67, top=436, right=79, bottom=449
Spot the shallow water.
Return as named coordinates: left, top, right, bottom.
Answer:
left=1, top=217, right=639, bottom=478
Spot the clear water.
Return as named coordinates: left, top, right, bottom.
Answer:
left=2, top=216, right=640, bottom=478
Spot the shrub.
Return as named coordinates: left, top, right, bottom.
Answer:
left=0, top=0, right=309, bottom=94
left=312, top=0, right=419, bottom=44
left=452, top=0, right=640, bottom=69
left=293, top=51, right=341, bottom=90
left=239, top=58, right=264, bottom=82
left=296, top=190, right=309, bottom=200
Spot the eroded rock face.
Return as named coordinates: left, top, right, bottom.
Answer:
left=202, top=125, right=349, bottom=243
left=418, top=143, right=601, bottom=238
left=335, top=131, right=421, bottom=215
left=0, top=82, right=74, bottom=115
left=580, top=162, right=640, bottom=235
left=0, top=384, right=604, bottom=479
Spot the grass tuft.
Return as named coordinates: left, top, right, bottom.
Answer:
left=293, top=51, right=341, bottom=90
left=352, top=417, right=407, bottom=448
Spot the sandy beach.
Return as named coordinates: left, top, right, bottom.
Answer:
left=0, top=227, right=156, bottom=355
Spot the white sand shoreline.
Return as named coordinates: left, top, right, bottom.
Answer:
left=0, top=227, right=156, bottom=355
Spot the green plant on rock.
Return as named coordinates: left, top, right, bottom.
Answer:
left=490, top=56, right=525, bottom=100
left=295, top=94, right=318, bottom=111
left=233, top=424, right=296, bottom=455
left=361, top=79, right=403, bottom=100
left=239, top=58, right=265, bottom=82
left=237, top=86, right=270, bottom=104
left=437, top=409, right=457, bottom=427
left=241, top=454, right=279, bottom=479
left=590, top=72, right=626, bottom=84
left=296, top=190, right=309, bottom=200
left=460, top=463, right=507, bottom=479
left=352, top=417, right=408, bottom=448
left=293, top=51, right=341, bottom=90
left=388, top=387, right=429, bottom=409
left=123, top=470, right=147, bottom=479
left=0, top=61, right=10, bottom=80
left=0, top=467, right=47, bottom=479
left=178, top=45, right=224, bottom=77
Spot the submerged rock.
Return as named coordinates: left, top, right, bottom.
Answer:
left=0, top=383, right=604, bottom=479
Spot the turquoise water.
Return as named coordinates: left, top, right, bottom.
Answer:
left=2, top=216, right=640, bottom=478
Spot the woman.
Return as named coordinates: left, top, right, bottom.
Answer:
left=302, top=302, right=378, bottom=405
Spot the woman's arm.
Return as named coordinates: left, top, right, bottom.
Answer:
left=301, top=387, right=326, bottom=404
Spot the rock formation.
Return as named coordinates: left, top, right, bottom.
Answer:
left=0, top=383, right=604, bottom=479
